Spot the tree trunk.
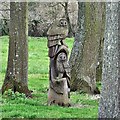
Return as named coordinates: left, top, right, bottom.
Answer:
left=69, top=2, right=105, bottom=94
left=1, top=2, right=32, bottom=97
left=99, top=2, right=120, bottom=118
left=64, top=2, right=74, bottom=37
left=96, top=3, right=105, bottom=82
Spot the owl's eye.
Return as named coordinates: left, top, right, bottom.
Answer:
left=64, top=21, right=67, bottom=25
left=60, top=21, right=63, bottom=26
left=60, top=56, right=62, bottom=59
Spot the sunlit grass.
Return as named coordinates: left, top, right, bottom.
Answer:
left=0, top=36, right=99, bottom=118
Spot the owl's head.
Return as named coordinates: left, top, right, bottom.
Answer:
left=58, top=18, right=68, bottom=27
left=57, top=52, right=67, bottom=62
left=47, top=18, right=68, bottom=36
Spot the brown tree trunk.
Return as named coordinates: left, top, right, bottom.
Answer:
left=69, top=2, right=105, bottom=94
left=1, top=2, right=32, bottom=97
left=96, top=3, right=106, bottom=82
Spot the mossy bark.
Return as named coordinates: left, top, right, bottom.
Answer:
left=1, top=2, right=32, bottom=97
left=69, top=2, right=105, bottom=94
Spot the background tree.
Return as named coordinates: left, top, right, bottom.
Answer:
left=99, top=2, right=120, bottom=118
left=0, top=2, right=9, bottom=36
left=69, top=2, right=105, bottom=94
left=1, top=2, right=32, bottom=97
left=0, top=2, right=78, bottom=37
left=59, top=2, right=75, bottom=37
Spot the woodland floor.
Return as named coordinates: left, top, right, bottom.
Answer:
left=0, top=36, right=100, bottom=118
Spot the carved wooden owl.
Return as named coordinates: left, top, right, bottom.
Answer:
left=57, top=52, right=67, bottom=62
left=56, top=52, right=70, bottom=78
left=47, top=18, right=68, bottom=48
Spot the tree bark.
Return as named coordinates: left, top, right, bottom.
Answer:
left=99, top=2, right=120, bottom=118
left=69, top=2, right=105, bottom=94
left=64, top=2, right=74, bottom=37
left=1, top=2, right=32, bottom=97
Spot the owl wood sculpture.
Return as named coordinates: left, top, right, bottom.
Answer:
left=47, top=18, right=68, bottom=58
left=47, top=18, right=70, bottom=106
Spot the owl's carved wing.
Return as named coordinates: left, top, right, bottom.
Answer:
left=62, top=62, right=71, bottom=76
left=62, top=62, right=71, bottom=88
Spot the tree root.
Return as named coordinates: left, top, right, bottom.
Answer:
left=1, top=79, right=32, bottom=98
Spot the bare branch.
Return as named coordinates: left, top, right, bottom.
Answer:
left=48, top=3, right=60, bottom=7
left=0, top=9, right=10, bottom=11
left=59, top=2, right=66, bottom=8
left=1, top=2, right=10, bottom=9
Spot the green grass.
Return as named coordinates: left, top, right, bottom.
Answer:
left=0, top=36, right=99, bottom=118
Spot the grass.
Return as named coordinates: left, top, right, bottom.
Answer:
left=0, top=36, right=99, bottom=118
